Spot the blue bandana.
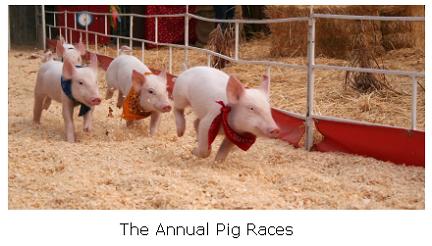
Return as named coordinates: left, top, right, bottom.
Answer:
left=60, top=74, right=91, bottom=117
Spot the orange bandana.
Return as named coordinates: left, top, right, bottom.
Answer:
left=121, top=88, right=152, bottom=121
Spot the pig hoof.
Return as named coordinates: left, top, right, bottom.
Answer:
left=192, top=148, right=210, bottom=158
left=177, top=129, right=185, bottom=137
left=66, top=138, right=75, bottom=143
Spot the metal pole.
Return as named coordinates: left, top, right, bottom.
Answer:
left=104, top=14, right=107, bottom=35
left=48, top=26, right=51, bottom=40
left=411, top=76, right=418, bottom=130
left=41, top=5, right=46, bottom=50
left=69, top=29, right=72, bottom=43
left=207, top=54, right=211, bottom=67
left=74, top=13, right=77, bottom=30
left=85, top=15, right=89, bottom=50
left=129, top=15, right=134, bottom=48
left=184, top=5, right=189, bottom=69
left=155, top=17, right=158, bottom=43
left=234, top=21, right=239, bottom=60
left=95, top=33, right=98, bottom=52
left=117, top=37, right=120, bottom=56
left=64, top=10, right=68, bottom=43
left=267, top=66, right=271, bottom=84
left=141, top=41, right=145, bottom=62
left=305, top=6, right=316, bottom=150
left=169, top=46, right=173, bottom=74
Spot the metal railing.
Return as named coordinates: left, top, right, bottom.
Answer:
left=41, top=5, right=425, bottom=150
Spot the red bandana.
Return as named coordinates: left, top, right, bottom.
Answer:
left=208, top=101, right=257, bottom=151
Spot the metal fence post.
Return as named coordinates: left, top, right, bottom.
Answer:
left=234, top=21, right=239, bottom=60
left=184, top=5, right=189, bottom=69
left=169, top=46, right=173, bottom=74
left=141, top=41, right=145, bottom=62
left=411, top=76, right=418, bottom=130
left=85, top=13, right=89, bottom=50
left=64, top=10, right=68, bottom=43
left=155, top=17, right=158, bottom=43
left=129, top=15, right=134, bottom=48
left=41, top=5, right=46, bottom=50
left=305, top=6, right=316, bottom=150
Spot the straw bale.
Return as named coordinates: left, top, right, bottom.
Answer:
left=265, top=5, right=383, bottom=59
left=8, top=38, right=424, bottom=209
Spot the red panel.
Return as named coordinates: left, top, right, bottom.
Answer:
left=144, top=6, right=197, bottom=49
left=271, top=109, right=305, bottom=148
left=314, top=118, right=425, bottom=167
left=56, top=6, right=110, bottom=45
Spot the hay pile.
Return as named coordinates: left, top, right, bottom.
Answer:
left=380, top=6, right=425, bottom=51
left=265, top=5, right=424, bottom=59
left=8, top=37, right=424, bottom=209
left=265, top=5, right=383, bottom=59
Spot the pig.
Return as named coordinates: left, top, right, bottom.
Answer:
left=172, top=66, right=280, bottom=162
left=105, top=52, right=171, bottom=136
left=55, top=37, right=86, bottom=65
left=33, top=54, right=101, bottom=142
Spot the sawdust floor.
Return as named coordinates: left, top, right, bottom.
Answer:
left=8, top=39, right=424, bottom=209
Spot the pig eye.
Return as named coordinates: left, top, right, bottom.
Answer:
left=148, top=89, right=154, bottom=94
left=78, top=81, right=83, bottom=85
left=249, top=106, right=255, bottom=111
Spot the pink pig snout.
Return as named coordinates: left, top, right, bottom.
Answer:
left=161, top=104, right=172, bottom=112
left=89, top=97, right=102, bottom=106
left=268, top=127, right=280, bottom=139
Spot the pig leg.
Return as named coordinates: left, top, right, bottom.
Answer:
left=215, top=137, right=235, bottom=162
left=174, top=108, right=186, bottom=137
left=42, top=97, right=52, bottom=110
left=192, top=115, right=213, bottom=158
left=83, top=108, right=94, bottom=132
left=105, top=87, right=115, bottom=100
left=193, top=118, right=200, bottom=133
left=149, top=111, right=161, bottom=136
left=62, top=97, right=76, bottom=143
left=33, top=93, right=45, bottom=124
left=116, top=91, right=124, bottom=108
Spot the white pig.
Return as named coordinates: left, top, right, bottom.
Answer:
left=33, top=54, right=101, bottom=142
left=55, top=38, right=86, bottom=65
left=173, top=66, right=280, bottom=161
left=105, top=53, right=171, bottom=136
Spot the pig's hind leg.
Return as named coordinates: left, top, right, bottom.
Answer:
left=173, top=96, right=189, bottom=137
left=42, top=97, right=52, bottom=110
left=105, top=87, right=115, bottom=100
left=192, top=115, right=212, bottom=158
left=193, top=118, right=200, bottom=133
left=116, top=91, right=124, bottom=108
left=33, top=93, right=45, bottom=124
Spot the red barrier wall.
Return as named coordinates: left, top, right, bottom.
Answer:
left=313, top=118, right=425, bottom=167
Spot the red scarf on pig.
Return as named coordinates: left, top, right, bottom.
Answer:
left=208, top=101, right=256, bottom=151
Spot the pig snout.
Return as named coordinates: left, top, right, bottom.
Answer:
left=161, top=104, right=172, bottom=112
left=267, top=127, right=280, bottom=139
left=89, top=97, right=102, bottom=106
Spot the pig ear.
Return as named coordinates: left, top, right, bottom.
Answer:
left=226, top=75, right=245, bottom=104
left=132, top=70, right=146, bottom=92
left=75, top=41, right=86, bottom=56
left=56, top=40, right=65, bottom=57
left=259, top=75, right=270, bottom=97
left=158, top=69, right=167, bottom=84
left=89, top=53, right=98, bottom=73
left=62, top=57, right=76, bottom=80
